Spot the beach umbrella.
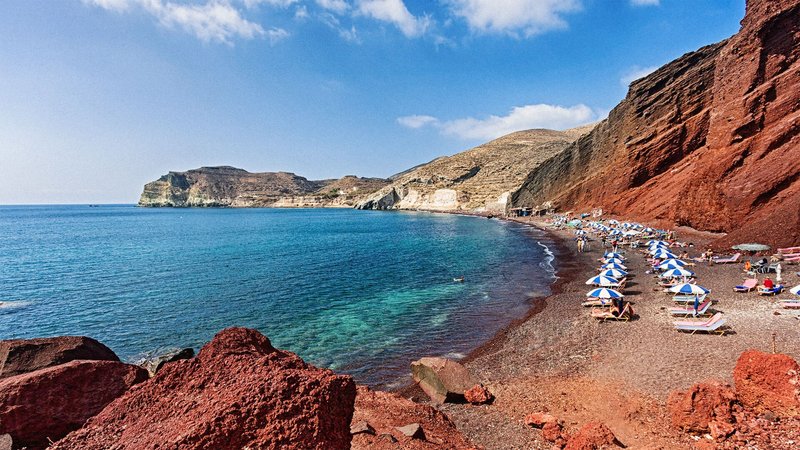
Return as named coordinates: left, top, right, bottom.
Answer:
left=660, top=268, right=695, bottom=279
left=669, top=283, right=710, bottom=295
left=600, top=268, right=628, bottom=278
left=586, top=288, right=624, bottom=299
left=603, top=257, right=625, bottom=265
left=623, top=230, right=641, bottom=236
left=604, top=252, right=625, bottom=260
left=585, top=275, right=620, bottom=287
left=602, top=262, right=627, bottom=270
left=790, top=285, right=800, bottom=296
left=608, top=219, right=619, bottom=225
left=652, top=252, right=678, bottom=260
left=657, top=259, right=687, bottom=270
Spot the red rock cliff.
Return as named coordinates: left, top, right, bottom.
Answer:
left=513, top=0, right=800, bottom=248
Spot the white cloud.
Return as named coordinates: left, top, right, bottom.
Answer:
left=242, top=0, right=298, bottom=8
left=444, top=0, right=581, bottom=37
left=630, top=0, right=659, bottom=6
left=399, top=103, right=597, bottom=140
left=356, top=0, right=431, bottom=37
left=294, top=4, right=309, bottom=18
left=317, top=0, right=350, bottom=14
left=397, top=115, right=439, bottom=129
left=620, top=65, right=658, bottom=85
left=267, top=27, right=290, bottom=44
left=85, top=0, right=268, bottom=44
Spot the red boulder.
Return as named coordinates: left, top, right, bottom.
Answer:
left=464, top=383, right=493, bottom=404
left=667, top=381, right=738, bottom=436
left=564, top=422, right=622, bottom=450
left=525, top=412, right=559, bottom=428
left=0, top=360, right=147, bottom=450
left=0, top=336, right=118, bottom=379
left=51, top=327, right=357, bottom=450
left=733, top=350, right=800, bottom=417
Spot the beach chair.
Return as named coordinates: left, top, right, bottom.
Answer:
left=713, top=253, right=741, bottom=264
left=673, top=313, right=727, bottom=335
left=779, top=299, right=800, bottom=309
left=591, top=303, right=634, bottom=322
left=582, top=299, right=611, bottom=307
left=733, top=279, right=757, bottom=292
left=757, top=285, right=784, bottom=296
left=669, top=300, right=711, bottom=317
left=673, top=294, right=708, bottom=303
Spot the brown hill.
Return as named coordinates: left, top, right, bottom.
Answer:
left=512, top=0, right=800, bottom=249
left=355, top=125, right=594, bottom=212
left=138, top=166, right=388, bottom=208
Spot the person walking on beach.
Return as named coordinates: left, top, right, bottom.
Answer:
left=776, top=262, right=783, bottom=283
left=576, top=237, right=584, bottom=253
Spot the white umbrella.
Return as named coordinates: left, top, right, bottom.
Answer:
left=601, top=268, right=628, bottom=278
left=603, top=257, right=625, bottom=265
left=660, top=268, right=695, bottom=278
left=790, top=285, right=800, bottom=295
left=586, top=288, right=624, bottom=299
left=585, top=275, right=621, bottom=287
left=669, top=283, right=710, bottom=295
left=602, top=262, right=628, bottom=270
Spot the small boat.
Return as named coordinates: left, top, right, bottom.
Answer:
left=453, top=276, right=465, bottom=283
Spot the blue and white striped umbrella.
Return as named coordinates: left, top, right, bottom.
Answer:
left=585, top=275, right=621, bottom=287
left=600, top=268, right=628, bottom=278
left=603, top=257, right=625, bottom=265
left=660, top=268, right=695, bottom=278
left=790, top=285, right=800, bottom=296
left=604, top=252, right=625, bottom=260
left=602, top=262, right=627, bottom=270
left=669, top=283, right=710, bottom=295
left=652, top=250, right=677, bottom=259
left=586, top=288, right=624, bottom=299
left=647, top=240, right=667, bottom=246
left=657, top=259, right=687, bottom=270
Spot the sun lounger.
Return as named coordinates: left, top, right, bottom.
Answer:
left=733, top=279, right=757, bottom=292
left=669, top=300, right=712, bottom=317
left=778, top=246, right=800, bottom=255
left=673, top=294, right=708, bottom=303
left=591, top=303, right=634, bottom=322
left=673, top=313, right=727, bottom=335
left=713, top=253, right=741, bottom=264
left=779, top=299, right=800, bottom=309
left=757, top=285, right=784, bottom=296
left=582, top=299, right=612, bottom=307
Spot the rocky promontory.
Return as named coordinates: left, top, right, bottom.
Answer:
left=138, top=166, right=388, bottom=208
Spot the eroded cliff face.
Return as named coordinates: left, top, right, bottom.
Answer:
left=513, top=0, right=800, bottom=248
left=356, top=126, right=594, bottom=212
left=138, top=167, right=388, bottom=208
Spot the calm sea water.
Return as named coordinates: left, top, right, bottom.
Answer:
left=0, top=206, right=555, bottom=387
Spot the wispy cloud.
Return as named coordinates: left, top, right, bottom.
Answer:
left=356, top=0, right=431, bottom=38
left=398, top=103, right=597, bottom=140
left=444, top=0, right=582, bottom=37
left=620, top=65, right=658, bottom=85
left=630, top=0, right=659, bottom=6
left=84, top=0, right=269, bottom=44
left=243, top=0, right=299, bottom=8
left=317, top=0, right=350, bottom=14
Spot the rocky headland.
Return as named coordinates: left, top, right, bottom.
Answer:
left=138, top=166, right=389, bottom=208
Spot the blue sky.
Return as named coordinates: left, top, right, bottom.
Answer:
left=0, top=0, right=744, bottom=203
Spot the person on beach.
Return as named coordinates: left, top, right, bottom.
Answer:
left=744, top=260, right=752, bottom=273
left=764, top=277, right=774, bottom=289
left=776, top=263, right=783, bottom=283
left=693, top=295, right=701, bottom=316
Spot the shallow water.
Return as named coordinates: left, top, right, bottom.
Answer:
left=0, top=206, right=555, bottom=386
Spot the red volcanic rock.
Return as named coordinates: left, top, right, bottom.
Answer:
left=0, top=336, right=118, bottom=379
left=564, top=422, right=621, bottom=450
left=351, top=386, right=474, bottom=450
left=51, top=327, right=357, bottom=450
left=411, top=357, right=476, bottom=404
left=541, top=421, right=563, bottom=443
left=667, top=381, right=738, bottom=436
left=525, top=412, right=559, bottom=428
left=0, top=360, right=147, bottom=450
left=733, top=349, right=800, bottom=416
left=464, top=383, right=493, bottom=404
left=512, top=0, right=800, bottom=250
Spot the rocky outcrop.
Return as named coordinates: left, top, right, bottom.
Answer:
left=513, top=0, right=800, bottom=249
left=138, top=166, right=388, bottom=208
left=410, top=357, right=477, bottom=404
left=563, top=422, right=622, bottom=450
left=0, top=360, right=148, bottom=450
left=351, top=386, right=474, bottom=449
left=0, top=336, right=118, bottom=379
left=51, top=327, right=356, bottom=450
left=356, top=126, right=594, bottom=212
left=667, top=381, right=738, bottom=438
left=733, top=349, right=800, bottom=416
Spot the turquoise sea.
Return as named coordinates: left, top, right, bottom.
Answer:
left=0, top=206, right=556, bottom=387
